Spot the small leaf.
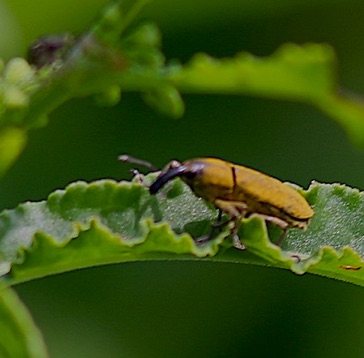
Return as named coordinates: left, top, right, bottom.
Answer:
left=0, top=127, right=27, bottom=178
left=0, top=284, right=48, bottom=358
left=94, top=85, right=121, bottom=107
left=3, top=58, right=35, bottom=85
left=142, top=85, right=185, bottom=118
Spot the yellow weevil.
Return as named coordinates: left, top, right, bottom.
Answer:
left=120, top=155, right=314, bottom=250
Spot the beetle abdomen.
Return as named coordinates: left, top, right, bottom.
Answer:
left=233, top=165, right=313, bottom=220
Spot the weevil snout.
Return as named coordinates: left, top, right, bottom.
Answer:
left=149, top=160, right=205, bottom=195
left=149, top=164, right=187, bottom=194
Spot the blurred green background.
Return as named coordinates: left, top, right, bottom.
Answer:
left=1, top=0, right=364, bottom=357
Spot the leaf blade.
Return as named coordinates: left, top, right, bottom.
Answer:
left=0, top=284, right=48, bottom=358
left=0, top=177, right=363, bottom=286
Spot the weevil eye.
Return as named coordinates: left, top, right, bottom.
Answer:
left=180, top=161, right=204, bottom=181
left=182, top=170, right=198, bottom=180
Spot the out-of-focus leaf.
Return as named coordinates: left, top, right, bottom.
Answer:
left=1, top=3, right=364, bottom=186
left=0, top=127, right=27, bottom=178
left=169, top=44, right=364, bottom=145
left=0, top=284, right=48, bottom=358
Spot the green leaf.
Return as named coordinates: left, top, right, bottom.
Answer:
left=1, top=1, right=364, bottom=182
left=142, top=85, right=185, bottom=118
left=0, top=127, right=27, bottom=178
left=0, top=284, right=48, bottom=358
left=0, top=1, right=161, bottom=176
left=0, top=176, right=363, bottom=286
left=169, top=44, right=364, bottom=145
left=1, top=2, right=364, bottom=153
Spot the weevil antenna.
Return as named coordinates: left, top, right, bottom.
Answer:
left=149, top=166, right=187, bottom=194
left=118, top=154, right=158, bottom=171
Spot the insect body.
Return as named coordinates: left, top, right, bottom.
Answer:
left=120, top=155, right=314, bottom=250
left=149, top=157, right=314, bottom=249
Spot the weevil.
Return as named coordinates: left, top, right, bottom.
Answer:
left=119, top=155, right=314, bottom=250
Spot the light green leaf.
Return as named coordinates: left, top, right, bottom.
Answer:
left=0, top=127, right=27, bottom=178
left=0, top=2, right=364, bottom=155
left=0, top=284, right=48, bottom=358
left=0, top=176, right=362, bottom=286
left=169, top=44, right=364, bottom=145
left=0, top=1, right=364, bottom=181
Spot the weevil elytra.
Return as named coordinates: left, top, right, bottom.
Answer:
left=119, top=155, right=314, bottom=250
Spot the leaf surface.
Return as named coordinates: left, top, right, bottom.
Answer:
left=0, top=176, right=362, bottom=286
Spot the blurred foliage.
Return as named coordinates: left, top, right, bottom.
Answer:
left=0, top=0, right=363, bottom=357
left=0, top=284, right=48, bottom=358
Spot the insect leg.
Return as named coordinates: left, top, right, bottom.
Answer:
left=118, top=154, right=158, bottom=187
left=195, top=210, right=224, bottom=244
left=118, top=154, right=157, bottom=171
left=231, top=221, right=246, bottom=250
left=195, top=208, right=239, bottom=246
left=129, top=168, right=145, bottom=185
left=211, top=210, right=231, bottom=229
left=275, top=229, right=287, bottom=247
left=214, top=199, right=248, bottom=250
left=253, top=213, right=289, bottom=246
